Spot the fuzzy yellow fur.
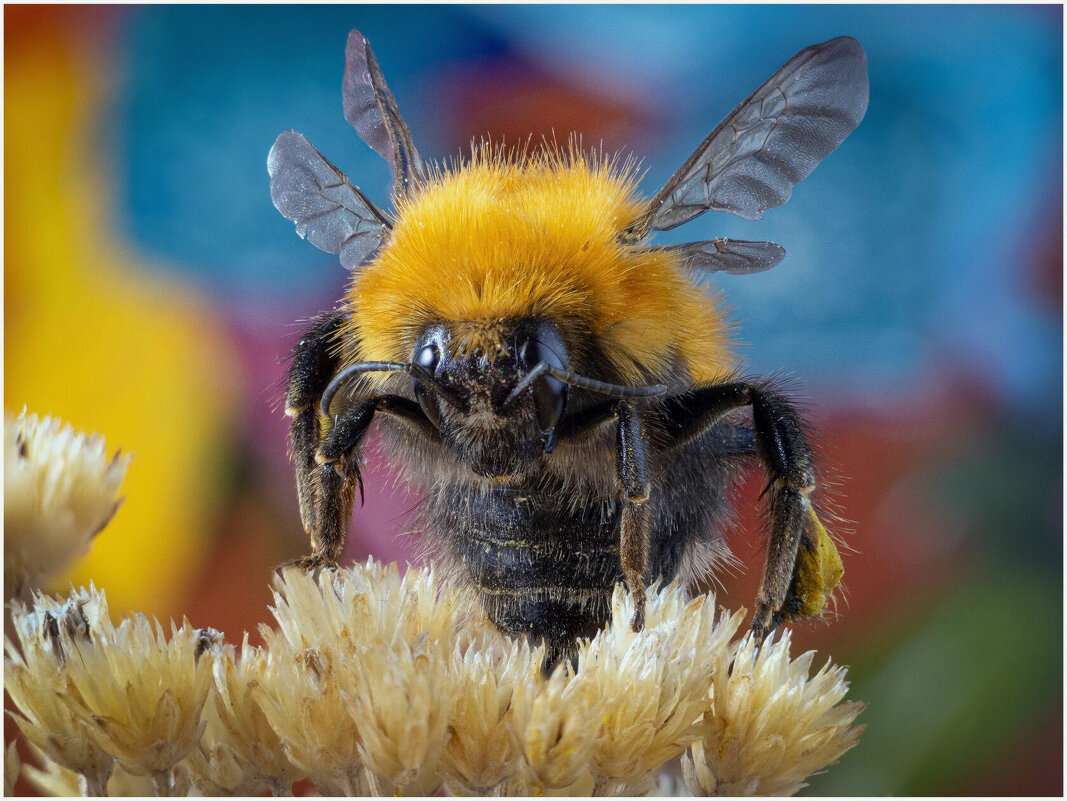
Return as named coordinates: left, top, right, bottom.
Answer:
left=345, top=146, right=733, bottom=384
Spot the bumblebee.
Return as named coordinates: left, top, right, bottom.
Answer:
left=269, top=30, right=868, bottom=667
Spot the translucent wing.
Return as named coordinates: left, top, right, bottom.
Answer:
left=659, top=239, right=786, bottom=275
left=623, top=36, right=868, bottom=242
left=343, top=29, right=427, bottom=199
left=268, top=130, right=391, bottom=270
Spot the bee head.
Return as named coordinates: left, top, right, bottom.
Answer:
left=410, top=318, right=569, bottom=479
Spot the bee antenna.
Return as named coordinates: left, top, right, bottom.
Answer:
left=505, top=363, right=667, bottom=407
left=319, top=361, right=411, bottom=417
left=319, top=361, right=468, bottom=417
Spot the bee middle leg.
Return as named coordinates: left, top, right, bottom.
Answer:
left=559, top=401, right=651, bottom=632
left=658, top=380, right=827, bottom=643
left=616, top=402, right=652, bottom=631
left=304, top=395, right=434, bottom=561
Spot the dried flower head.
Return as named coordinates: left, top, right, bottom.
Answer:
left=208, top=633, right=305, bottom=794
left=252, top=561, right=466, bottom=794
left=249, top=641, right=367, bottom=794
left=439, top=639, right=540, bottom=794
left=5, top=562, right=863, bottom=797
left=5, top=585, right=217, bottom=794
left=268, top=559, right=463, bottom=655
left=4, top=409, right=129, bottom=598
left=507, top=653, right=602, bottom=793
left=578, top=584, right=745, bottom=792
left=4, top=586, right=116, bottom=796
left=682, top=631, right=865, bottom=796
left=65, top=616, right=215, bottom=784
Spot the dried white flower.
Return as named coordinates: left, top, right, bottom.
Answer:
left=507, top=655, right=602, bottom=793
left=253, top=561, right=466, bottom=794
left=4, top=587, right=116, bottom=796
left=439, top=639, right=540, bottom=794
left=67, top=617, right=214, bottom=788
left=250, top=639, right=367, bottom=794
left=579, top=584, right=744, bottom=791
left=268, top=559, right=462, bottom=655
left=5, top=740, right=20, bottom=797
left=342, top=633, right=453, bottom=794
left=6, top=563, right=863, bottom=797
left=210, top=634, right=305, bottom=794
left=4, top=409, right=129, bottom=598
left=682, top=631, right=865, bottom=796
left=5, top=586, right=216, bottom=792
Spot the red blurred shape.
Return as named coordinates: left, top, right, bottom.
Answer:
left=429, top=52, right=657, bottom=156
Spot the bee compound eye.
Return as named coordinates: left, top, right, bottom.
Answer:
left=519, top=336, right=565, bottom=373
left=415, top=343, right=440, bottom=372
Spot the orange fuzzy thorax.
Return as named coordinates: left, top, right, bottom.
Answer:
left=346, top=147, right=733, bottom=384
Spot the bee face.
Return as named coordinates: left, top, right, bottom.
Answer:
left=410, top=318, right=569, bottom=479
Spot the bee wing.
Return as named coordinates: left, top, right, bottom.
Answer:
left=623, top=36, right=868, bottom=242
left=343, top=29, right=427, bottom=199
left=659, top=239, right=786, bottom=275
left=268, top=130, right=391, bottom=270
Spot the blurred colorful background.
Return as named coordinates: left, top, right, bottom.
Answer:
left=5, top=5, right=1062, bottom=795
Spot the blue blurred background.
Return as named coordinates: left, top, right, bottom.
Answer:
left=6, top=5, right=1062, bottom=795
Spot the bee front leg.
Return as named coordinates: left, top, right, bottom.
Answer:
left=615, top=402, right=651, bottom=632
left=283, top=312, right=349, bottom=570
left=658, top=380, right=840, bottom=644
left=306, top=395, right=434, bottom=568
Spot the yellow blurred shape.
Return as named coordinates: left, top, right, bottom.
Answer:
left=4, top=19, right=238, bottom=617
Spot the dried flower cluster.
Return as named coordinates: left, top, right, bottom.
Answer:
left=3, top=409, right=863, bottom=796
left=6, top=565, right=864, bottom=797
left=4, top=409, right=129, bottom=599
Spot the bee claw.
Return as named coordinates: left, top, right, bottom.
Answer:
left=332, top=455, right=347, bottom=480
left=354, top=465, right=365, bottom=507
left=750, top=603, right=782, bottom=646
left=274, top=553, right=339, bottom=578
left=630, top=586, right=647, bottom=633
left=630, top=606, right=645, bottom=633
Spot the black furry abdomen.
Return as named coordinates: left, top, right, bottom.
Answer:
left=390, top=416, right=749, bottom=668
left=432, top=484, right=624, bottom=652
